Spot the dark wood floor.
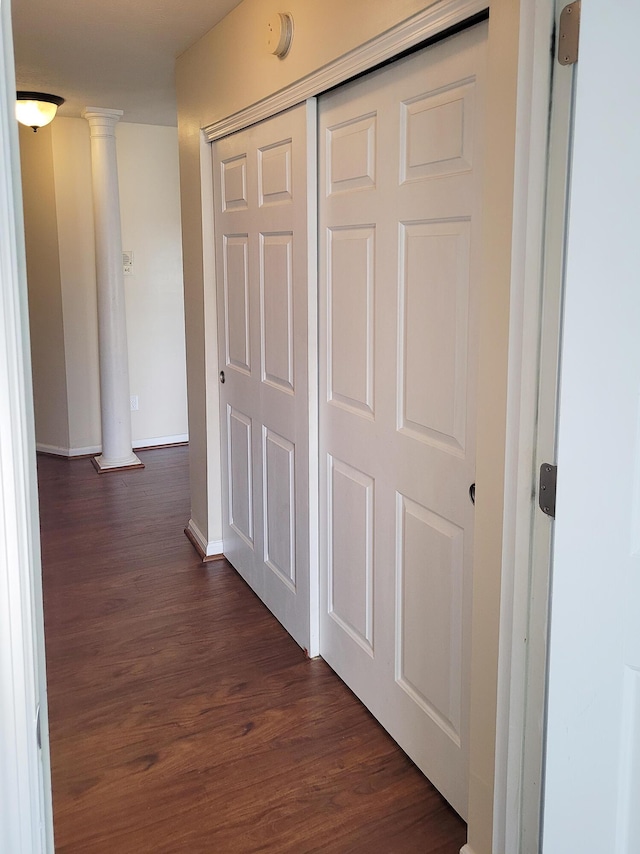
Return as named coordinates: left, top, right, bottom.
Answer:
left=38, top=446, right=466, bottom=853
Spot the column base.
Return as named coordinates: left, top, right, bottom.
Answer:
left=91, top=453, right=145, bottom=474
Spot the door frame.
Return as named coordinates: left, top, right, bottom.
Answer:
left=0, top=0, right=55, bottom=851
left=202, top=1, right=561, bottom=851
left=493, top=2, right=576, bottom=850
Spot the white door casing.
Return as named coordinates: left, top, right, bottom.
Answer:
left=0, top=0, right=54, bottom=849
left=213, top=103, right=315, bottom=652
left=319, top=23, right=486, bottom=818
left=492, top=1, right=577, bottom=850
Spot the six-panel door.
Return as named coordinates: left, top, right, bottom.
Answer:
left=213, top=104, right=313, bottom=652
left=318, top=23, right=487, bottom=818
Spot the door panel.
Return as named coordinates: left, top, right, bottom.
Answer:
left=214, top=104, right=313, bottom=650
left=260, top=233, right=293, bottom=391
left=319, top=23, right=486, bottom=817
left=227, top=406, right=253, bottom=547
left=399, top=219, right=470, bottom=451
left=223, top=235, right=251, bottom=373
left=262, top=427, right=296, bottom=590
left=328, top=455, right=375, bottom=653
left=396, top=493, right=463, bottom=741
left=328, top=226, right=375, bottom=416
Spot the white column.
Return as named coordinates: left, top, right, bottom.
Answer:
left=82, top=107, right=143, bottom=472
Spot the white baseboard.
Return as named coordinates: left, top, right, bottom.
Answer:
left=460, top=845, right=477, bottom=854
left=69, top=445, right=101, bottom=457
left=186, top=518, right=224, bottom=559
left=36, top=443, right=69, bottom=457
left=36, top=443, right=101, bottom=457
left=133, top=433, right=189, bottom=449
left=37, top=435, right=189, bottom=458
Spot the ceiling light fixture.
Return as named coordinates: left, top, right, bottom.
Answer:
left=16, top=91, right=65, bottom=132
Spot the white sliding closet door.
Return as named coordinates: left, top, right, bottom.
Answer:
left=213, top=103, right=315, bottom=652
left=318, top=23, right=487, bottom=817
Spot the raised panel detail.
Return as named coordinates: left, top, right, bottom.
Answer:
left=396, top=494, right=463, bottom=744
left=400, top=81, right=475, bottom=182
left=327, top=113, right=376, bottom=195
left=227, top=406, right=253, bottom=547
left=259, top=139, right=292, bottom=206
left=262, top=428, right=295, bottom=591
left=327, top=456, right=374, bottom=653
left=398, top=220, right=470, bottom=454
left=221, top=154, right=248, bottom=211
left=260, top=233, right=293, bottom=392
left=223, top=235, right=251, bottom=374
left=327, top=226, right=374, bottom=418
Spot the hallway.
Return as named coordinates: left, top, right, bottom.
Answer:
left=38, top=446, right=466, bottom=853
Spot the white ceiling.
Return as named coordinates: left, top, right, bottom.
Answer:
left=12, top=0, right=244, bottom=127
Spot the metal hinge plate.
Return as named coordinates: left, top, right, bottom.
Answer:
left=558, top=1, right=581, bottom=65
left=539, top=463, right=558, bottom=519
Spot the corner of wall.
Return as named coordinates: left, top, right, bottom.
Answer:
left=19, top=122, right=70, bottom=452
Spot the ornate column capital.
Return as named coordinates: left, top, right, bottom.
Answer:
left=82, top=107, right=123, bottom=137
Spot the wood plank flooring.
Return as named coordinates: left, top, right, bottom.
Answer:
left=38, top=447, right=467, bottom=853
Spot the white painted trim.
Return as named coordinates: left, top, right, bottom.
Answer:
left=36, top=443, right=97, bottom=458
left=305, top=98, right=320, bottom=659
left=460, top=845, right=478, bottom=854
left=0, top=1, right=54, bottom=850
left=133, top=434, right=189, bottom=449
left=493, top=2, right=567, bottom=853
left=203, top=0, right=488, bottom=142
left=37, top=435, right=189, bottom=458
left=186, top=518, right=223, bottom=558
left=199, top=127, right=225, bottom=554
left=68, top=445, right=101, bottom=456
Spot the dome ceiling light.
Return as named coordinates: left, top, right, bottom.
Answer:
left=16, top=92, right=65, bottom=132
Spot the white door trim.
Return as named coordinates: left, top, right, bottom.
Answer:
left=203, top=0, right=488, bottom=143
left=492, top=1, right=572, bottom=852
left=0, top=2, right=54, bottom=852
left=304, top=99, right=320, bottom=657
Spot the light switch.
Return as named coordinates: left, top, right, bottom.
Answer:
left=123, top=250, right=134, bottom=276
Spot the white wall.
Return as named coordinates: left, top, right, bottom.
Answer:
left=23, top=117, right=188, bottom=454
left=50, top=118, right=101, bottom=452
left=19, top=123, right=70, bottom=453
left=116, top=123, right=188, bottom=446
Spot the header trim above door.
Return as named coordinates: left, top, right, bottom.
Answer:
left=203, top=0, right=488, bottom=142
